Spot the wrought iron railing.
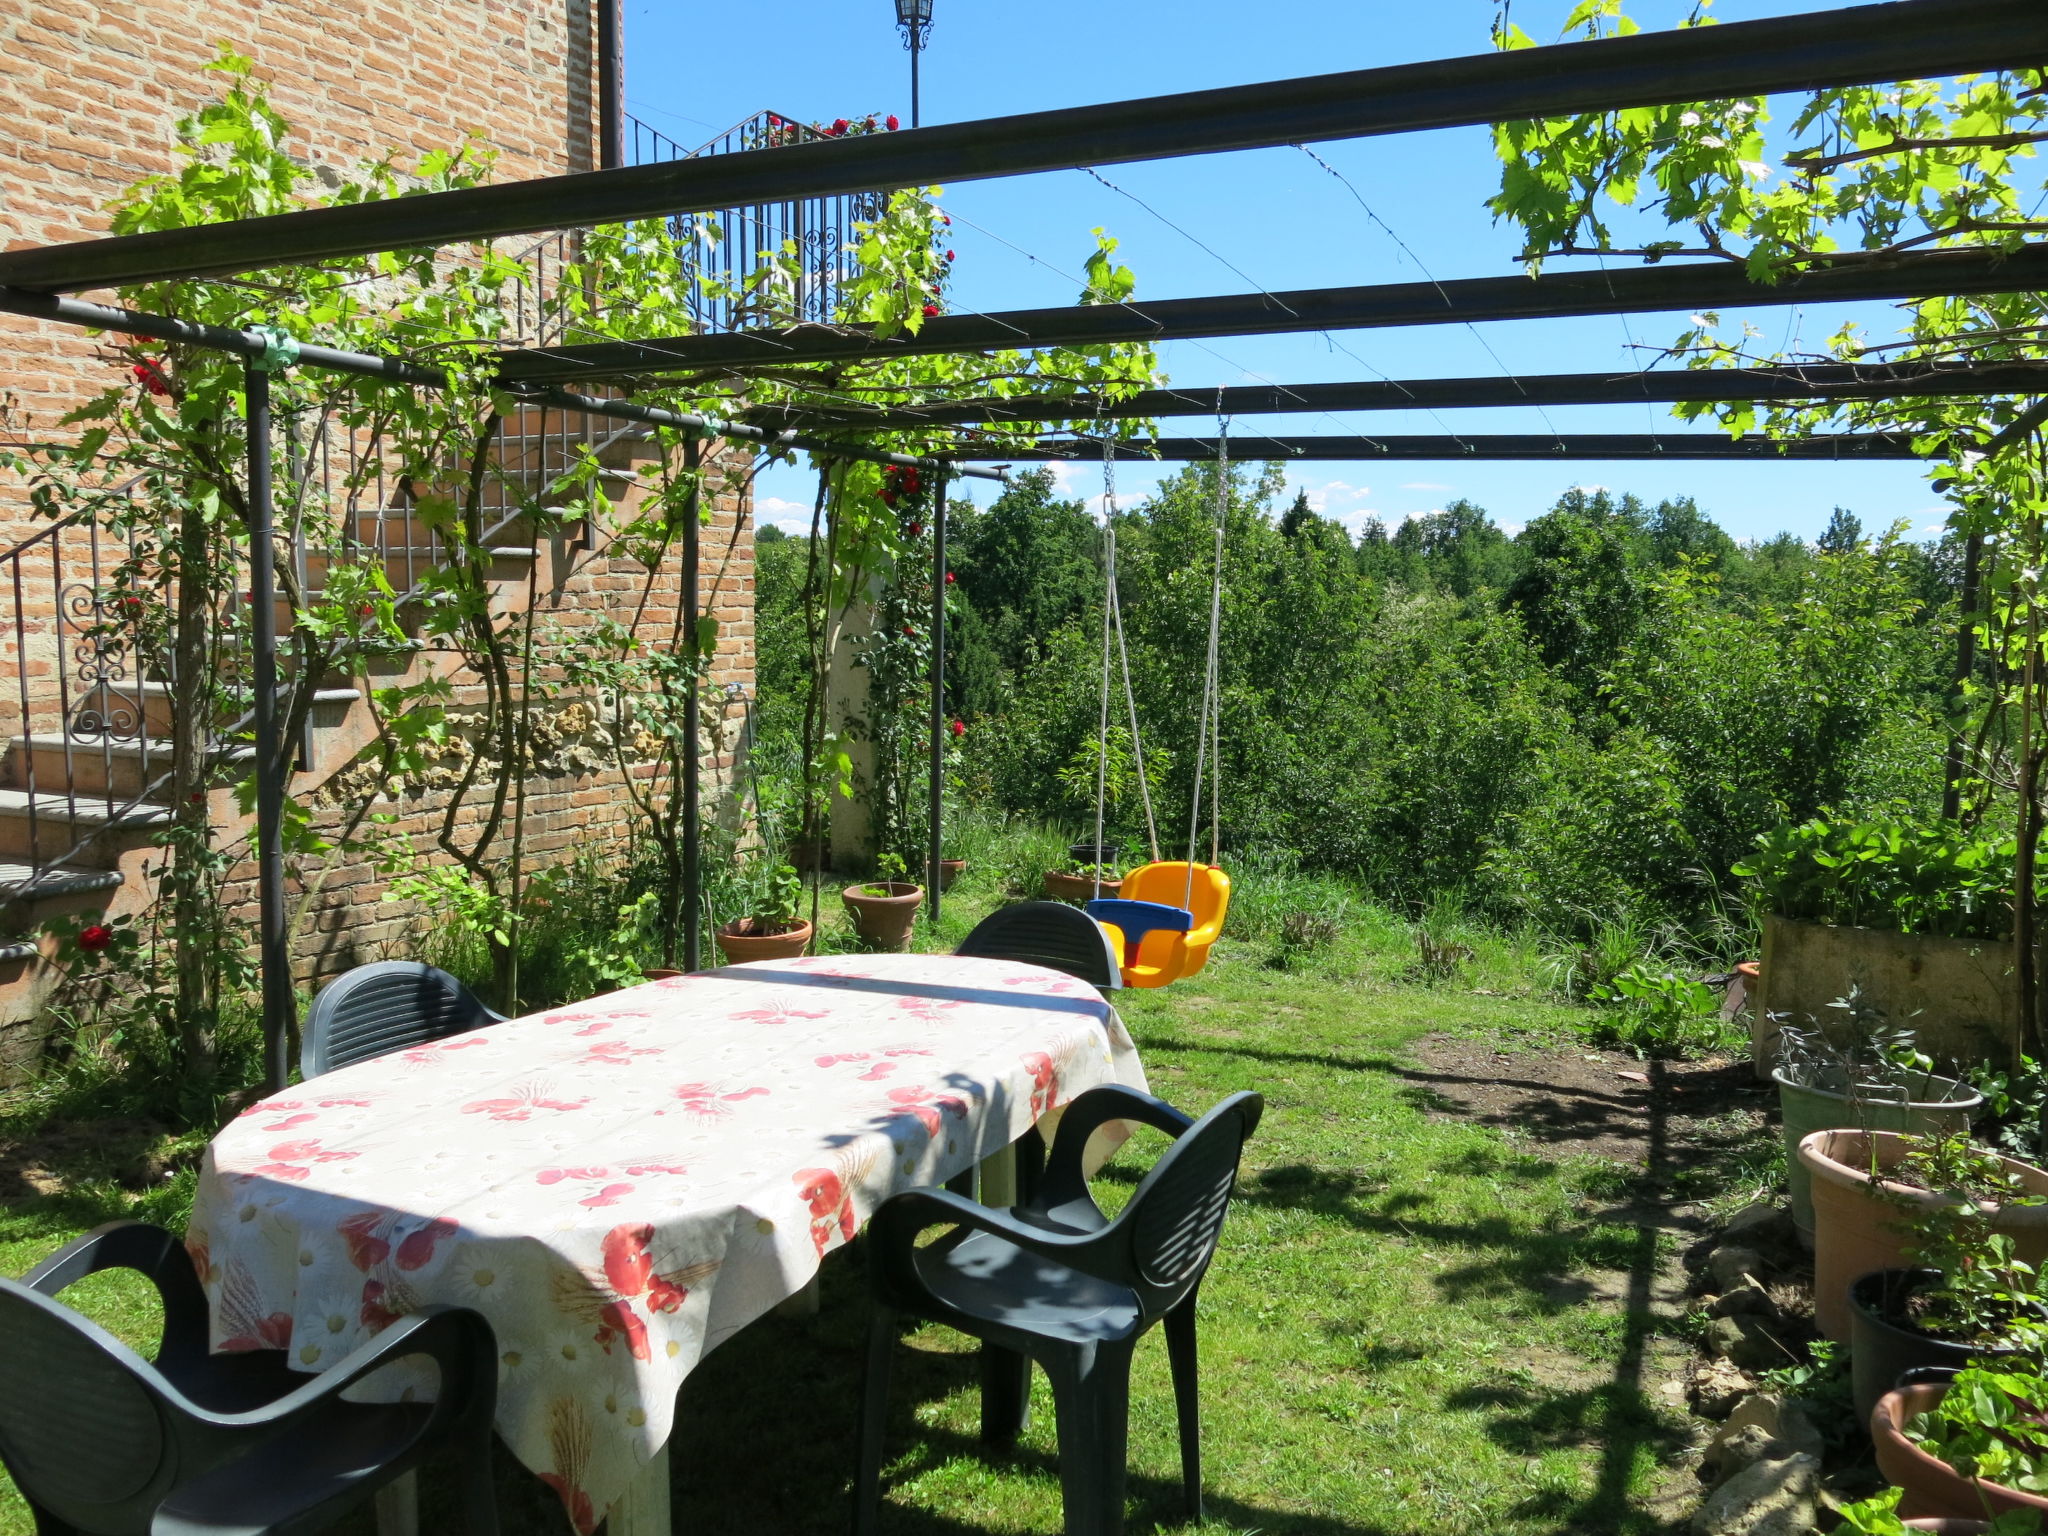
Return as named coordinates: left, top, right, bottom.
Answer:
left=629, top=109, right=891, bottom=332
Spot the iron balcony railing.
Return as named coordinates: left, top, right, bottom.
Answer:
left=630, top=109, right=891, bottom=332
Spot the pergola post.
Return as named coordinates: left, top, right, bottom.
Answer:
left=682, top=437, right=702, bottom=972
left=926, top=475, right=948, bottom=925
left=245, top=357, right=295, bottom=1090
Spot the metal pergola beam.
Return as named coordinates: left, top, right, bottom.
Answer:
left=496, top=245, right=2048, bottom=379
left=0, top=287, right=1007, bottom=481
left=1, top=0, right=2040, bottom=293
left=751, top=360, right=2048, bottom=430
left=946, top=432, right=1924, bottom=461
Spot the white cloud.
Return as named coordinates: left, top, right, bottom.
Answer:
left=754, top=496, right=816, bottom=532
left=1571, top=483, right=1611, bottom=495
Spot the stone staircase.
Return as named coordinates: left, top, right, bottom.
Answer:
left=0, top=406, right=662, bottom=1073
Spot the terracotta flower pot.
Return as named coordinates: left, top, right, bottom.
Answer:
left=641, top=967, right=684, bottom=982
left=841, top=882, right=923, bottom=951
left=1044, top=869, right=1120, bottom=903
left=714, top=917, right=813, bottom=965
left=1874, top=1380, right=2048, bottom=1524
left=1800, top=1128, right=2048, bottom=1342
left=938, top=858, right=966, bottom=892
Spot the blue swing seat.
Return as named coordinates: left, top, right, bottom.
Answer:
left=1085, top=897, right=1193, bottom=959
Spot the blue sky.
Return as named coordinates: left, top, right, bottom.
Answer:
left=623, top=0, right=1954, bottom=543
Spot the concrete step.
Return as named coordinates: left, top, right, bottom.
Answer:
left=0, top=862, right=123, bottom=903
left=0, top=789, right=171, bottom=861
left=6, top=734, right=251, bottom=797
left=77, top=682, right=362, bottom=736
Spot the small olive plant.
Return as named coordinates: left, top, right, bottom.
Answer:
left=1774, top=986, right=1964, bottom=1104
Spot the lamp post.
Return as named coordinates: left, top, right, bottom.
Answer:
left=894, top=0, right=932, bottom=128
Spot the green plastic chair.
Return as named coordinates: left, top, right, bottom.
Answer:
left=855, top=1085, right=1264, bottom=1536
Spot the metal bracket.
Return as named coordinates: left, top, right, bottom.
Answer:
left=247, top=325, right=301, bottom=373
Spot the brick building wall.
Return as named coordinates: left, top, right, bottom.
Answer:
left=0, top=1, right=764, bottom=1046
left=1, top=0, right=600, bottom=449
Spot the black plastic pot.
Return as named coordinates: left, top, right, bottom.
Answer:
left=1849, top=1268, right=2033, bottom=1429
left=1068, top=840, right=1124, bottom=867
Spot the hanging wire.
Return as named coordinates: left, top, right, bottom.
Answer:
left=1185, top=412, right=1229, bottom=909
left=1103, top=434, right=1161, bottom=862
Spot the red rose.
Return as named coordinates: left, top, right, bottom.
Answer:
left=830, top=118, right=849, bottom=135
left=944, top=249, right=955, bottom=262
left=864, top=115, right=877, bottom=130
left=130, top=359, right=170, bottom=397
left=950, top=720, right=966, bottom=739
left=922, top=303, right=939, bottom=319
left=944, top=571, right=955, bottom=584
left=942, top=213, right=952, bottom=226
left=886, top=114, right=900, bottom=131
left=907, top=523, right=923, bottom=537
left=358, top=603, right=375, bottom=617
left=78, top=924, right=113, bottom=952
left=902, top=626, right=917, bottom=639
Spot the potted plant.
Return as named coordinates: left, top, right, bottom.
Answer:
left=1801, top=1128, right=2048, bottom=1342
left=937, top=853, right=967, bottom=891
left=1848, top=1197, right=2048, bottom=1425
left=1734, top=816, right=2024, bottom=1078
left=1069, top=839, right=1123, bottom=868
left=1776, top=992, right=1982, bottom=1246
left=1874, top=1365, right=2048, bottom=1523
left=716, top=863, right=813, bottom=964
left=1044, top=859, right=1121, bottom=903
left=842, top=853, right=924, bottom=952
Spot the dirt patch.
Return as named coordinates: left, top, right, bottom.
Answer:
left=1402, top=1033, right=1773, bottom=1180
left=0, top=1116, right=180, bottom=1199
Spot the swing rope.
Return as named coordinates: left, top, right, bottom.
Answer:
left=1184, top=414, right=1229, bottom=911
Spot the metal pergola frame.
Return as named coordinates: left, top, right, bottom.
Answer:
left=0, top=0, right=2040, bottom=1086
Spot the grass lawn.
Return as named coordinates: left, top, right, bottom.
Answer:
left=0, top=876, right=1756, bottom=1536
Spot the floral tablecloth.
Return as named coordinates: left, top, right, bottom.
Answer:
left=187, top=953, right=1143, bottom=1532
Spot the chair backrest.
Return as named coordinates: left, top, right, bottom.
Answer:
left=303, top=961, right=505, bottom=1077
left=955, top=902, right=1122, bottom=989
left=1121, top=863, right=1230, bottom=939
left=1111, top=1090, right=1262, bottom=1318
left=0, top=1277, right=181, bottom=1529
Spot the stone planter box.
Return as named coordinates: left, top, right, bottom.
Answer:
left=1750, top=913, right=2020, bottom=1077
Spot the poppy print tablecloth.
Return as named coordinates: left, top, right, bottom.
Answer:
left=187, top=953, right=1144, bottom=1532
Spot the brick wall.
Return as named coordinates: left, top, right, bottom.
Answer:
left=1, top=0, right=598, bottom=449
left=218, top=457, right=759, bottom=984
left=0, top=1, right=767, bottom=1013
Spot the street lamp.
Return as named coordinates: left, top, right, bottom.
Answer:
left=894, top=0, right=933, bottom=128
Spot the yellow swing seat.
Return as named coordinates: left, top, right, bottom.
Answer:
left=1094, top=861, right=1230, bottom=988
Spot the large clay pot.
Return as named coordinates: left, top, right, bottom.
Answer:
left=714, top=917, right=813, bottom=965
left=1801, top=1129, right=2048, bottom=1342
left=1044, top=869, right=1120, bottom=903
left=1874, top=1380, right=2048, bottom=1523
left=1776, top=1067, right=1980, bottom=1246
left=842, top=882, right=923, bottom=952
left=937, top=859, right=966, bottom=892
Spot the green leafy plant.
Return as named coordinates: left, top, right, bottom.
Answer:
left=860, top=852, right=913, bottom=897
left=1733, top=816, right=2021, bottom=942
left=1836, top=1485, right=2043, bottom=1536
left=1586, top=961, right=1732, bottom=1057
left=1908, top=1366, right=2048, bottom=1496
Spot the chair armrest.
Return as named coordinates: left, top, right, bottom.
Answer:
left=868, top=1188, right=1103, bottom=1312
left=1037, top=1084, right=1193, bottom=1215
left=23, top=1220, right=184, bottom=1294
left=23, top=1221, right=211, bottom=1364
left=197, top=1306, right=495, bottom=1433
